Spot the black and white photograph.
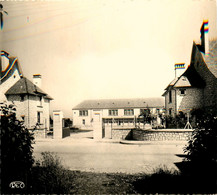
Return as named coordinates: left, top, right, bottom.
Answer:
left=0, top=0, right=217, bottom=194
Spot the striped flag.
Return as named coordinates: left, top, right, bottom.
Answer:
left=174, top=63, right=185, bottom=70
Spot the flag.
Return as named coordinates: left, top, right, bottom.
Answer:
left=174, top=63, right=185, bottom=70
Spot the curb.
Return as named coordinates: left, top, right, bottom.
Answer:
left=120, top=140, right=188, bottom=145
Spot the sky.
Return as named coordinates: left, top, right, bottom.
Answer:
left=1, top=0, right=217, bottom=118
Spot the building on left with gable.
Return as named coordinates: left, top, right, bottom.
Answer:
left=0, top=51, right=53, bottom=130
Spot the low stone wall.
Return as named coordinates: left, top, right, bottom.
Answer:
left=112, top=128, right=133, bottom=140
left=32, top=129, right=46, bottom=139
left=132, top=129, right=193, bottom=141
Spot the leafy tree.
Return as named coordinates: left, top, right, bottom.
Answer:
left=139, top=108, right=152, bottom=124
left=0, top=103, right=35, bottom=193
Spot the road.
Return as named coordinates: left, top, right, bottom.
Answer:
left=33, top=135, right=187, bottom=174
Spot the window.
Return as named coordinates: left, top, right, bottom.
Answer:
left=169, top=108, right=172, bottom=116
left=124, top=109, right=134, bottom=116
left=37, top=112, right=41, bottom=124
left=180, top=89, right=186, bottom=95
left=82, top=119, right=85, bottom=125
left=37, top=96, right=43, bottom=107
left=108, top=109, right=118, bottom=116
left=79, top=110, right=88, bottom=116
left=20, top=95, right=25, bottom=101
left=39, top=96, right=42, bottom=106
left=169, top=90, right=172, bottom=103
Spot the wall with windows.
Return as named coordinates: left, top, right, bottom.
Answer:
left=164, top=87, right=204, bottom=116
left=72, top=107, right=164, bottom=130
left=177, top=88, right=203, bottom=113
left=164, top=89, right=176, bottom=116
left=6, top=94, right=50, bottom=130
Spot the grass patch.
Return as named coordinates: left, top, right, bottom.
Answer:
left=133, top=165, right=216, bottom=194
left=27, top=153, right=216, bottom=194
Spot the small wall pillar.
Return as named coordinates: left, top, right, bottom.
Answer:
left=93, top=110, right=103, bottom=139
left=53, top=110, right=63, bottom=139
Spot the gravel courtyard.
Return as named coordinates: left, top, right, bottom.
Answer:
left=33, top=131, right=187, bottom=174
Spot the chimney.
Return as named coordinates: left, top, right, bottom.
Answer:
left=33, top=74, right=42, bottom=88
left=200, top=19, right=209, bottom=55
left=1, top=51, right=10, bottom=71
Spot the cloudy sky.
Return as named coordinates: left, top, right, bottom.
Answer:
left=1, top=0, right=217, bottom=117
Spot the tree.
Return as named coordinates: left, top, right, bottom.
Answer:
left=139, top=108, right=152, bottom=124
left=0, top=103, right=35, bottom=193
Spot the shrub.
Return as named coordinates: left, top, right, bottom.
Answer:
left=182, top=111, right=217, bottom=192
left=31, top=152, right=73, bottom=194
left=0, top=103, right=35, bottom=193
left=133, top=166, right=184, bottom=193
left=184, top=112, right=217, bottom=164
left=165, top=114, right=186, bottom=129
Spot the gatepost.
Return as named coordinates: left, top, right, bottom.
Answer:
left=93, top=110, right=103, bottom=139
left=53, top=110, right=64, bottom=139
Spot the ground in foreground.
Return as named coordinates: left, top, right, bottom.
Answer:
left=69, top=170, right=216, bottom=194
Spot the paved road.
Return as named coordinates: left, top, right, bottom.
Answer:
left=33, top=135, right=187, bottom=174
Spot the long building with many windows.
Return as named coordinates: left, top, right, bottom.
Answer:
left=72, top=98, right=165, bottom=130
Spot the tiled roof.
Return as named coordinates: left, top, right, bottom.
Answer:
left=181, top=64, right=206, bottom=88
left=5, top=77, right=53, bottom=100
left=174, top=76, right=191, bottom=88
left=162, top=63, right=206, bottom=96
left=73, top=98, right=165, bottom=110
left=202, top=39, right=217, bottom=78
left=164, top=77, right=179, bottom=90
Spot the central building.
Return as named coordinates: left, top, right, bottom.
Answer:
left=72, top=98, right=165, bottom=135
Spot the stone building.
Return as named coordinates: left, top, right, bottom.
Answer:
left=162, top=20, right=217, bottom=116
left=72, top=98, right=165, bottom=131
left=0, top=51, right=53, bottom=130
